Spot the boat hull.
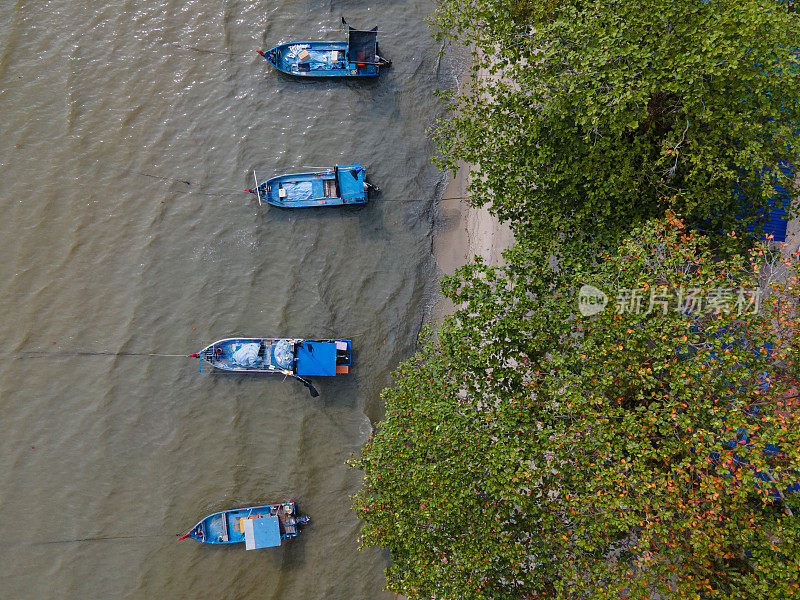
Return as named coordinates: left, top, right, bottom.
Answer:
left=187, top=502, right=309, bottom=547
left=261, top=41, right=385, bottom=77
left=255, top=164, right=370, bottom=208
left=200, top=338, right=352, bottom=375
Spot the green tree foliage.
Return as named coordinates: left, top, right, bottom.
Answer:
left=352, top=218, right=800, bottom=599
left=433, top=0, right=800, bottom=258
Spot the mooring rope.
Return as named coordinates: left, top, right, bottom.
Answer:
left=32, top=534, right=174, bottom=545
left=162, top=41, right=251, bottom=56
left=16, top=351, right=190, bottom=358
left=131, top=172, right=245, bottom=197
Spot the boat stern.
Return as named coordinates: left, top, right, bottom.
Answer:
left=295, top=340, right=351, bottom=376
left=334, top=340, right=352, bottom=374
left=336, top=164, right=369, bottom=204
left=278, top=502, right=310, bottom=540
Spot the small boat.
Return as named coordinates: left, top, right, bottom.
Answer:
left=190, top=338, right=352, bottom=396
left=245, top=164, right=378, bottom=208
left=180, top=502, right=310, bottom=550
left=257, top=19, right=390, bottom=78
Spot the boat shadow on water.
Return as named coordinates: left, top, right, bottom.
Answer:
left=258, top=199, right=391, bottom=244
left=270, top=69, right=384, bottom=91
left=267, top=65, right=398, bottom=115
left=203, top=359, right=360, bottom=406
left=267, top=54, right=423, bottom=135
left=190, top=516, right=309, bottom=571
left=268, top=203, right=370, bottom=216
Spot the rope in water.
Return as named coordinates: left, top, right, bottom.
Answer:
left=32, top=534, right=175, bottom=545
left=162, top=41, right=251, bottom=56
left=16, top=351, right=191, bottom=358
left=133, top=172, right=190, bottom=185
left=131, top=172, right=245, bottom=197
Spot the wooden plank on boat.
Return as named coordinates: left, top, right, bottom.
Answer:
left=220, top=514, right=229, bottom=542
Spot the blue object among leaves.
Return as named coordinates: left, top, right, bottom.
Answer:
left=734, top=162, right=795, bottom=242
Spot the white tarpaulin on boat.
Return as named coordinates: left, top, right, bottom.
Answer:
left=243, top=515, right=281, bottom=550
left=232, top=343, right=260, bottom=367
left=273, top=339, right=293, bottom=369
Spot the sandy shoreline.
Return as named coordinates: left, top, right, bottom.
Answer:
left=431, top=158, right=515, bottom=320
left=430, top=46, right=515, bottom=321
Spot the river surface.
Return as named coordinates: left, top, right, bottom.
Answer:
left=0, top=1, right=455, bottom=597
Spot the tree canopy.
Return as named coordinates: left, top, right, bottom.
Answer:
left=352, top=219, right=800, bottom=599
left=352, top=1, right=800, bottom=598
left=434, top=0, right=800, bottom=259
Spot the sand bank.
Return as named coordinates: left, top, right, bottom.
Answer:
left=431, top=159, right=515, bottom=320
left=430, top=46, right=515, bottom=321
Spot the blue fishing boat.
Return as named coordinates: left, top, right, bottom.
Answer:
left=245, top=164, right=378, bottom=208
left=257, top=19, right=390, bottom=78
left=190, top=338, right=352, bottom=396
left=179, top=502, right=310, bottom=550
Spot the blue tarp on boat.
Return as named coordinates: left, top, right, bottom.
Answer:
left=282, top=181, right=314, bottom=200
left=337, top=166, right=366, bottom=200
left=296, top=341, right=337, bottom=376
left=283, top=44, right=340, bottom=70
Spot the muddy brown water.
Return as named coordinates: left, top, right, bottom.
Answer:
left=0, top=1, right=457, bottom=597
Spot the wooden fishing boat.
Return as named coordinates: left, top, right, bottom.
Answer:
left=180, top=502, right=310, bottom=550
left=245, top=164, right=378, bottom=208
left=190, top=337, right=352, bottom=395
left=257, top=19, right=390, bottom=78
left=196, top=337, right=351, bottom=375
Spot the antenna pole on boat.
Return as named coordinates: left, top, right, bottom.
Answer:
left=253, top=171, right=262, bottom=206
